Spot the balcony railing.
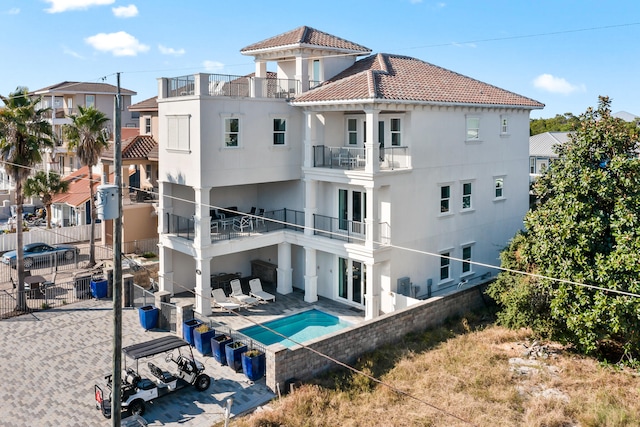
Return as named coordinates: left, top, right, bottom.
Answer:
left=313, top=145, right=410, bottom=171
left=207, top=74, right=250, bottom=97
left=313, top=214, right=365, bottom=243
left=211, top=208, right=304, bottom=243
left=168, top=75, right=196, bottom=97
left=165, top=213, right=195, bottom=241
left=164, top=74, right=303, bottom=99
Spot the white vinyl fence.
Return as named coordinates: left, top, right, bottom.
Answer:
left=0, top=224, right=100, bottom=253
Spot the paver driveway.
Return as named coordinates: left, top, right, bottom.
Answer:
left=0, top=299, right=275, bottom=427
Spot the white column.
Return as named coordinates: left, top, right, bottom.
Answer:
left=159, top=245, right=174, bottom=294
left=276, top=242, right=293, bottom=294
left=304, top=178, right=317, bottom=237
left=255, top=60, right=267, bottom=78
left=364, top=109, right=380, bottom=174
left=158, top=180, right=173, bottom=235
left=365, top=185, right=378, bottom=250
left=303, top=111, right=318, bottom=168
left=304, top=247, right=318, bottom=303
left=194, top=187, right=211, bottom=249
left=194, top=257, right=212, bottom=315
left=295, top=55, right=309, bottom=92
left=364, top=262, right=380, bottom=320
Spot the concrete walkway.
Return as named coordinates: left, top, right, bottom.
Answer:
left=0, top=299, right=275, bottom=427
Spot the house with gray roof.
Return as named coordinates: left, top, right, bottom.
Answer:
left=529, top=131, right=571, bottom=182
left=154, top=26, right=544, bottom=320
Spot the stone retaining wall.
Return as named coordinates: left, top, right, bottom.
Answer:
left=265, top=285, right=488, bottom=392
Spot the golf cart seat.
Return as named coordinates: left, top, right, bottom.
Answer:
left=148, top=362, right=176, bottom=383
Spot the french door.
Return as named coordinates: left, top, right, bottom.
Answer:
left=338, top=258, right=365, bottom=305
left=338, top=189, right=366, bottom=235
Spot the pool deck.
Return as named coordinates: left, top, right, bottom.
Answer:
left=173, top=282, right=366, bottom=334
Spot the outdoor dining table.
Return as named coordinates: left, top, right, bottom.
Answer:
left=24, top=275, right=47, bottom=298
left=210, top=273, right=240, bottom=295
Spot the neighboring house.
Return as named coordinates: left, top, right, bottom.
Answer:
left=129, top=96, right=159, bottom=139
left=612, top=110, right=639, bottom=123
left=156, top=26, right=544, bottom=318
left=29, top=81, right=137, bottom=176
left=50, top=166, right=101, bottom=227
left=100, top=134, right=159, bottom=248
left=529, top=131, right=570, bottom=182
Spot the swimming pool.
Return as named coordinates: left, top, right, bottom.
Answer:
left=239, top=309, right=352, bottom=348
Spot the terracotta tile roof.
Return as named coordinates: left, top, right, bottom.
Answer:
left=30, top=81, right=136, bottom=96
left=101, top=135, right=158, bottom=161
left=121, top=128, right=140, bottom=141
left=292, top=53, right=544, bottom=108
left=129, top=96, right=158, bottom=112
left=241, top=26, right=371, bottom=54
left=51, top=166, right=101, bottom=207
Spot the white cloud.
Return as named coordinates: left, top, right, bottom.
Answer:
left=533, top=73, right=586, bottom=95
left=44, top=0, right=114, bottom=13
left=112, top=4, right=138, bottom=18
left=203, top=60, right=224, bottom=73
left=85, top=31, right=149, bottom=56
left=62, top=45, right=83, bottom=59
left=159, top=44, right=185, bottom=56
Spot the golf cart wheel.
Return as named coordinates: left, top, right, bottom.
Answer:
left=23, top=258, right=33, bottom=269
left=128, top=399, right=145, bottom=416
left=194, top=373, right=211, bottom=391
left=64, top=250, right=74, bottom=261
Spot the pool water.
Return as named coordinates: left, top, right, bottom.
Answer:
left=239, top=309, right=352, bottom=348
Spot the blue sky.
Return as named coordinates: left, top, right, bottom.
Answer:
left=1, top=0, right=639, bottom=119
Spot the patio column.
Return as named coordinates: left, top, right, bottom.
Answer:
left=364, top=262, right=381, bottom=320
left=364, top=109, right=380, bottom=174
left=365, top=184, right=378, bottom=250
left=304, top=178, right=317, bottom=237
left=295, top=54, right=309, bottom=92
left=194, top=256, right=212, bottom=316
left=159, top=245, right=174, bottom=294
left=158, top=180, right=172, bottom=235
left=277, top=242, right=293, bottom=294
left=194, top=186, right=211, bottom=249
left=304, top=247, right=318, bottom=303
left=303, top=111, right=318, bottom=168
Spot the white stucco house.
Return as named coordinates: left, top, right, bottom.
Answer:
left=529, top=131, right=570, bottom=182
left=156, top=26, right=544, bottom=319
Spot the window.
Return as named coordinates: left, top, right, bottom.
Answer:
left=495, top=177, right=504, bottom=198
left=462, top=246, right=472, bottom=274
left=85, top=94, right=95, bottom=108
left=440, top=185, right=450, bottom=213
left=273, top=118, right=286, bottom=145
left=145, top=164, right=152, bottom=182
left=466, top=117, right=479, bottom=140
left=224, top=117, right=239, bottom=147
left=390, top=118, right=401, bottom=146
left=440, top=252, right=450, bottom=281
left=500, top=116, right=509, bottom=134
left=145, top=117, right=151, bottom=134
left=347, top=118, right=358, bottom=145
left=530, top=158, right=535, bottom=174
left=167, top=115, right=190, bottom=151
left=462, top=182, right=472, bottom=209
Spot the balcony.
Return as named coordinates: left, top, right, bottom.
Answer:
left=313, top=214, right=366, bottom=244
left=312, top=145, right=410, bottom=171
left=163, top=74, right=302, bottom=100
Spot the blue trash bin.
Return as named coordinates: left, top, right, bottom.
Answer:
left=90, top=278, right=108, bottom=299
left=183, top=319, right=203, bottom=346
left=138, top=305, right=159, bottom=330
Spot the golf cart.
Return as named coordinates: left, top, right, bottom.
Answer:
left=95, top=335, right=211, bottom=418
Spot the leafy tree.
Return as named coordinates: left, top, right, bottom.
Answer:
left=488, top=96, right=640, bottom=362
left=530, top=113, right=580, bottom=135
left=0, top=87, right=54, bottom=310
left=64, top=106, right=109, bottom=267
left=24, top=171, right=69, bottom=229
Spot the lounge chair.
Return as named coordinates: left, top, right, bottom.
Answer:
left=211, top=288, right=240, bottom=311
left=249, top=278, right=275, bottom=302
left=229, top=279, right=258, bottom=306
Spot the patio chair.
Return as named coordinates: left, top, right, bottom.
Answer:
left=211, top=288, right=241, bottom=311
left=229, top=279, right=258, bottom=306
left=254, top=208, right=265, bottom=228
left=233, top=216, right=253, bottom=232
left=249, top=278, right=275, bottom=302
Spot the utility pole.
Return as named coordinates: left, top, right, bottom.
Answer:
left=112, top=72, right=123, bottom=426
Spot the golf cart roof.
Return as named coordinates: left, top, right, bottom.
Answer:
left=123, top=336, right=189, bottom=360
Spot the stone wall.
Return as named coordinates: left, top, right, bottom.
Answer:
left=265, top=285, right=487, bottom=392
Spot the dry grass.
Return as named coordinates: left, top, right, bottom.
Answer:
left=221, top=312, right=640, bottom=427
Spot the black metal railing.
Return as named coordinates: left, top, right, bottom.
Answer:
left=167, top=75, right=195, bottom=97
left=207, top=74, right=250, bottom=97
left=211, top=208, right=304, bottom=243
left=313, top=214, right=366, bottom=243
left=165, top=213, right=195, bottom=240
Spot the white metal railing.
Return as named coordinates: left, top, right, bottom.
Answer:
left=0, top=224, right=101, bottom=253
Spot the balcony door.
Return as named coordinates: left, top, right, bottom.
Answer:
left=339, top=258, right=365, bottom=305
left=338, top=189, right=366, bottom=235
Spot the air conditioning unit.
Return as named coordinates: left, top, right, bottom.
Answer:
left=397, top=277, right=411, bottom=296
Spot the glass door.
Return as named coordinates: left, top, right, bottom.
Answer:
left=338, top=258, right=366, bottom=305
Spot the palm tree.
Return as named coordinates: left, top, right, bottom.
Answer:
left=24, top=171, right=70, bottom=229
left=0, top=87, right=54, bottom=311
left=64, top=106, right=110, bottom=267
